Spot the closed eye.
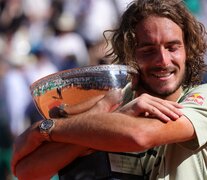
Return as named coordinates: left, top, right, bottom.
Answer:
left=166, top=40, right=183, bottom=52
left=166, top=45, right=182, bottom=52
left=137, top=46, right=157, bottom=55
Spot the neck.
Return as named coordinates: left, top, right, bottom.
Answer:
left=165, top=87, right=183, bottom=101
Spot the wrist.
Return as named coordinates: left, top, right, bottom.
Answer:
left=39, top=119, right=55, bottom=141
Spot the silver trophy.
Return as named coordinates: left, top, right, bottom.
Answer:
left=30, top=64, right=138, bottom=180
left=30, top=64, right=138, bottom=119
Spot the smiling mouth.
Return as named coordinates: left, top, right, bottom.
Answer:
left=152, top=72, right=174, bottom=78
left=150, top=66, right=176, bottom=79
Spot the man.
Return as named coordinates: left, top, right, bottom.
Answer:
left=12, top=0, right=207, bottom=179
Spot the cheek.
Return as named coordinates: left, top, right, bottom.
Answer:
left=172, top=51, right=186, bottom=67
left=136, top=53, right=156, bottom=73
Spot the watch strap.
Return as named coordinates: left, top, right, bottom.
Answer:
left=39, top=119, right=55, bottom=141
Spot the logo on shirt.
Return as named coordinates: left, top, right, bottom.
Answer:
left=184, top=93, right=205, bottom=105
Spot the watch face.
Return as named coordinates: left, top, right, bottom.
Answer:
left=40, top=119, right=54, bottom=130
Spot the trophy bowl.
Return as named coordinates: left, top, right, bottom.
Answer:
left=30, top=64, right=138, bottom=120
left=30, top=64, right=138, bottom=179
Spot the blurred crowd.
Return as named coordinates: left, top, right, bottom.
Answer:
left=0, top=0, right=206, bottom=179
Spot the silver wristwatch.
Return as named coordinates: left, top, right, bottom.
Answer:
left=39, top=119, right=55, bottom=141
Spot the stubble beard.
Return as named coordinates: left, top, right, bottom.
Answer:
left=138, top=72, right=185, bottom=98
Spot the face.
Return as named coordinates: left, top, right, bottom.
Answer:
left=135, top=16, right=186, bottom=97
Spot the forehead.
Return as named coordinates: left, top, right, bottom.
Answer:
left=135, top=16, right=183, bottom=44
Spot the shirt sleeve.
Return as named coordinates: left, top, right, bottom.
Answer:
left=178, top=84, right=207, bottom=151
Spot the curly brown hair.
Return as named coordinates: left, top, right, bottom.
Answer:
left=104, top=0, right=207, bottom=88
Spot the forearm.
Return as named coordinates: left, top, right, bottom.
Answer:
left=15, top=142, right=88, bottom=180
left=52, top=112, right=145, bottom=152
left=51, top=112, right=195, bottom=152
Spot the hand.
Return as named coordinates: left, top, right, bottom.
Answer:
left=118, top=93, right=183, bottom=122
left=11, top=122, right=43, bottom=176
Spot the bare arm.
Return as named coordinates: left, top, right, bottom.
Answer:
left=14, top=107, right=195, bottom=180
left=52, top=111, right=195, bottom=152
left=50, top=92, right=194, bottom=151
left=12, top=91, right=192, bottom=178
left=12, top=95, right=105, bottom=179
left=15, top=142, right=89, bottom=180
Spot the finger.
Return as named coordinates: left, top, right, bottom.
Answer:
left=168, top=101, right=183, bottom=108
left=144, top=106, right=171, bottom=122
left=152, top=100, right=183, bottom=117
left=161, top=102, right=183, bottom=117
left=128, top=99, right=172, bottom=121
left=146, top=96, right=183, bottom=117
left=153, top=98, right=183, bottom=110
left=150, top=96, right=183, bottom=109
left=133, top=97, right=180, bottom=121
left=146, top=101, right=181, bottom=120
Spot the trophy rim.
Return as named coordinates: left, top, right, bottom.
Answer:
left=31, top=64, right=137, bottom=88
left=30, top=64, right=138, bottom=97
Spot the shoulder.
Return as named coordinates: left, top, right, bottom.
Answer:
left=178, top=84, right=207, bottom=150
left=185, top=83, right=207, bottom=94
left=179, top=84, right=207, bottom=104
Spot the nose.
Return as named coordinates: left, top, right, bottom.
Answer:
left=155, top=47, right=171, bottom=67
